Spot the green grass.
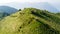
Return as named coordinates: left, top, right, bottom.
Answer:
left=0, top=8, right=60, bottom=34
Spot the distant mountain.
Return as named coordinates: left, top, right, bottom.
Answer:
left=0, top=6, right=18, bottom=14
left=0, top=11, right=9, bottom=20
left=0, top=8, right=60, bottom=34
left=0, top=6, right=18, bottom=20
left=4, top=2, right=59, bottom=13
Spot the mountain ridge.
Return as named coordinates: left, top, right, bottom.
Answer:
left=0, top=8, right=60, bottom=34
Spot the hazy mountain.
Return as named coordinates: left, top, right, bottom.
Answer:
left=4, top=2, right=59, bottom=13
left=0, top=6, right=18, bottom=20
left=0, top=6, right=18, bottom=14
left=0, top=8, right=60, bottom=34
left=0, top=11, right=10, bottom=20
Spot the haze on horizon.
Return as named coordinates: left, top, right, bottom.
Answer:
left=0, top=0, right=60, bottom=11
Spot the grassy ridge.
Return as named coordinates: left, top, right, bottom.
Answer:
left=0, top=8, right=60, bottom=34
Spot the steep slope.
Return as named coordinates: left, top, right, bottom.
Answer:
left=0, top=8, right=60, bottom=34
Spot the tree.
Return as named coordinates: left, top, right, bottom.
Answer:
left=19, top=9, right=21, bottom=11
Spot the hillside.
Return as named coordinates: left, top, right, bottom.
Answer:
left=0, top=8, right=60, bottom=34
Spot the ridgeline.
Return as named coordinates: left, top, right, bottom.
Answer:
left=0, top=8, right=60, bottom=34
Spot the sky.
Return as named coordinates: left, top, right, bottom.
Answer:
left=0, top=0, right=60, bottom=11
left=0, top=0, right=60, bottom=4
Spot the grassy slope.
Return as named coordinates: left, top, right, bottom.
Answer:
left=0, top=8, right=60, bottom=34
